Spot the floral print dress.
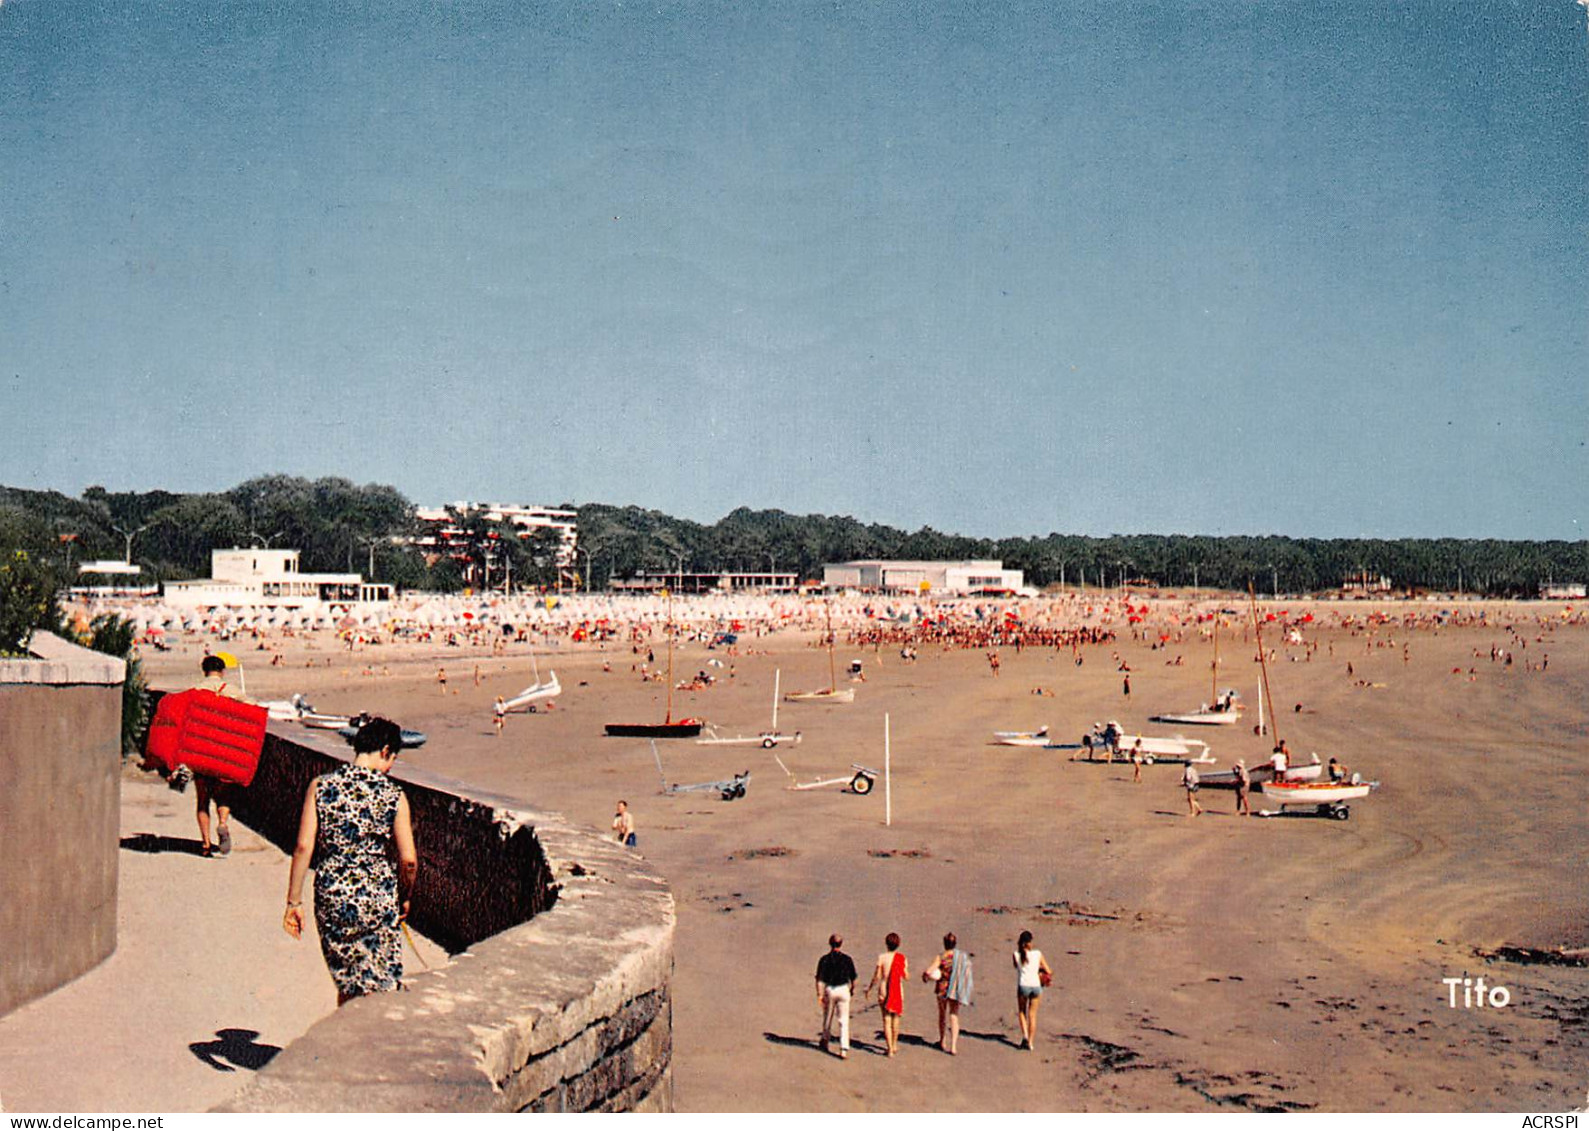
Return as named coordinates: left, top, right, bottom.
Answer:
left=313, top=764, right=404, bottom=997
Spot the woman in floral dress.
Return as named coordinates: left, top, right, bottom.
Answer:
left=283, top=717, right=418, bottom=1004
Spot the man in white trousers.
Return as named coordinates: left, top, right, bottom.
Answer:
left=815, top=934, right=858, bottom=1058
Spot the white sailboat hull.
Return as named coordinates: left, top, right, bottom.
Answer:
left=1260, top=781, right=1374, bottom=807
left=1151, top=708, right=1242, bottom=726
left=300, top=712, right=354, bottom=730
left=1084, top=729, right=1214, bottom=763
left=1197, top=763, right=1323, bottom=788
left=784, top=688, right=855, bottom=704
left=505, top=671, right=560, bottom=712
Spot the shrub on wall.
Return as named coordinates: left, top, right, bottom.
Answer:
left=0, top=550, right=62, bottom=657
left=86, top=613, right=148, bottom=755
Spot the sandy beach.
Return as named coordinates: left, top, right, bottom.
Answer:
left=129, top=594, right=1589, bottom=1112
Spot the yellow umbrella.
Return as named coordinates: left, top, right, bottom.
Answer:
left=213, top=650, right=247, bottom=696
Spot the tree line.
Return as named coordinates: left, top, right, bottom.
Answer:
left=1, top=479, right=1584, bottom=598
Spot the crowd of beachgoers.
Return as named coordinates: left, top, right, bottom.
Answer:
left=63, top=589, right=1588, bottom=667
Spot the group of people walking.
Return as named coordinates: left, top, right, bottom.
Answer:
left=814, top=930, right=1053, bottom=1059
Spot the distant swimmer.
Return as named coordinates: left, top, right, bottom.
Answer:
left=612, top=800, right=636, bottom=848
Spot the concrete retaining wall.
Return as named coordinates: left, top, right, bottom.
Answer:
left=218, top=723, right=674, bottom=1112
left=0, top=632, right=125, bottom=1018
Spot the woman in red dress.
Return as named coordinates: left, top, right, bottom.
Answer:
left=865, top=932, right=909, bottom=1057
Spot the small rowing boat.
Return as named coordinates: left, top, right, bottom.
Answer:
left=1259, top=778, right=1377, bottom=818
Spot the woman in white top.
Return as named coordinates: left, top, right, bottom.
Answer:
left=1012, top=930, right=1052, bottom=1050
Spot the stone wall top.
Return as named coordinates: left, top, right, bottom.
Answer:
left=0, top=631, right=125, bottom=687
left=220, top=723, right=676, bottom=1112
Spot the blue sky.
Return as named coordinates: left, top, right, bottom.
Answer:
left=2, top=1, right=1585, bottom=540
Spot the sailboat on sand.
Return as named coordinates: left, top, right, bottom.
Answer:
left=504, top=648, right=560, bottom=713
left=1241, top=586, right=1375, bottom=816
left=605, top=592, right=703, bottom=738
left=1152, top=612, right=1244, bottom=725
left=784, top=602, right=855, bottom=704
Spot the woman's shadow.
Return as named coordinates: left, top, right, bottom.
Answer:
left=763, top=1032, right=883, bottom=1056
left=961, top=1027, right=1023, bottom=1049
left=121, top=833, right=207, bottom=856
left=189, top=1028, right=282, bottom=1072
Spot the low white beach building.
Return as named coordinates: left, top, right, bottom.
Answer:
left=163, top=549, right=392, bottom=610
left=822, top=559, right=1026, bottom=595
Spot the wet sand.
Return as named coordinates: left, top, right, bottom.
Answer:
left=141, top=599, right=1589, bottom=1111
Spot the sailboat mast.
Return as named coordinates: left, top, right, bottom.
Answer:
left=826, top=601, right=837, bottom=692
left=664, top=590, right=675, bottom=724
left=772, top=669, right=780, bottom=731
left=1210, top=613, right=1220, bottom=706
left=1248, top=585, right=1279, bottom=746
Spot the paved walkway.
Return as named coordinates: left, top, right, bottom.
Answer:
left=0, top=767, right=443, bottom=1113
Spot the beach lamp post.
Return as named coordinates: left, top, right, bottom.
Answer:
left=575, top=546, right=593, bottom=591
left=673, top=551, right=685, bottom=594
left=356, top=535, right=387, bottom=580
left=111, top=523, right=150, bottom=567
left=1271, top=563, right=1279, bottom=600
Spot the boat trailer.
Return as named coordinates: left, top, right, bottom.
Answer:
left=772, top=752, right=877, bottom=794
left=651, top=740, right=751, bottom=800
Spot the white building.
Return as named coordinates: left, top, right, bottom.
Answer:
left=611, top=569, right=799, bottom=594
left=414, top=502, right=579, bottom=567
left=822, top=559, right=1026, bottom=595
left=78, top=560, right=142, bottom=576
left=163, top=549, right=392, bottom=609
